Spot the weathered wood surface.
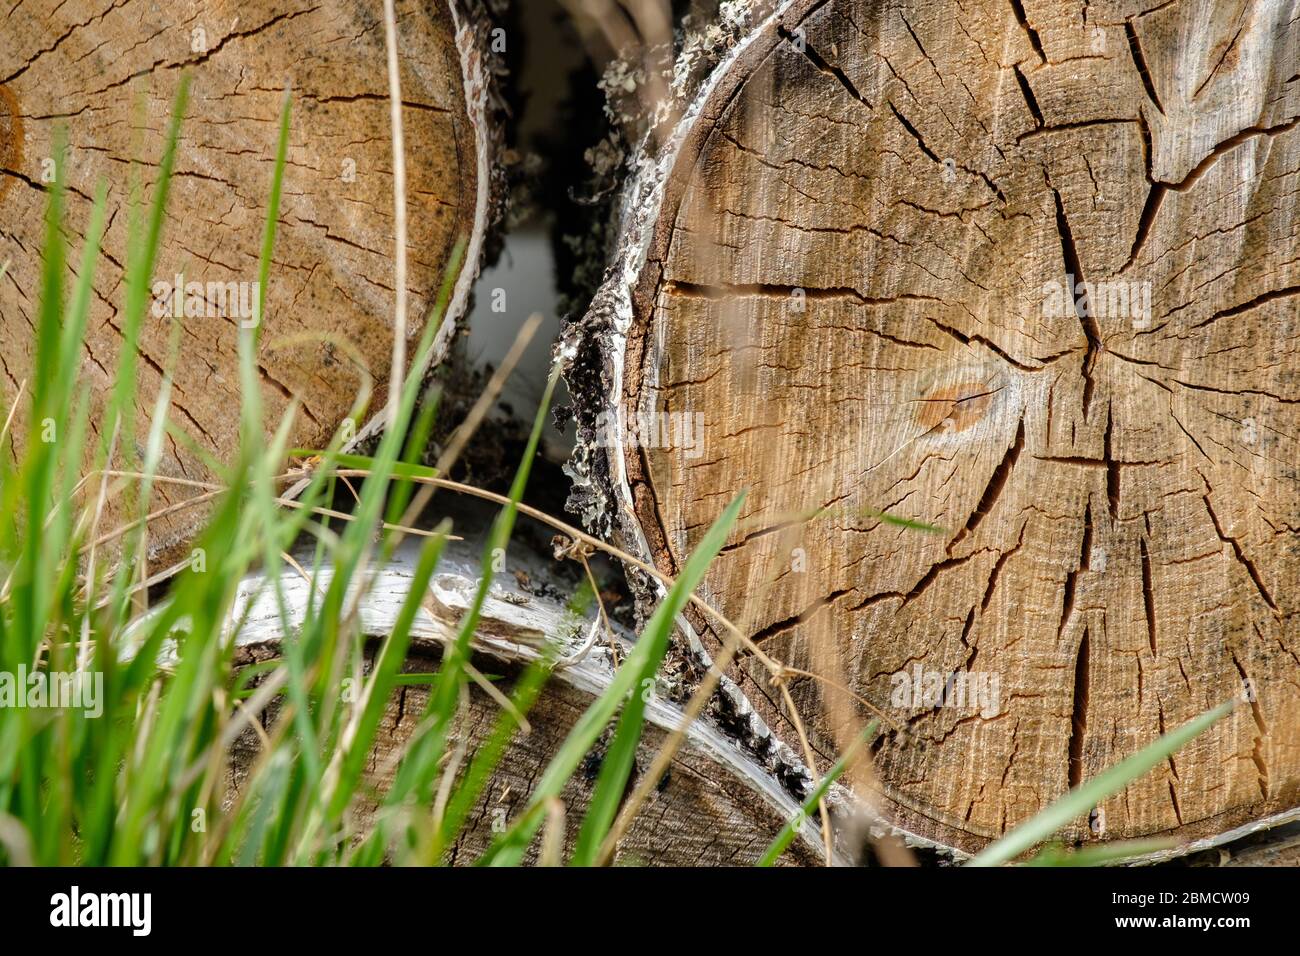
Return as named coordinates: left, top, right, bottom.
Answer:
left=0, top=0, right=499, bottom=567
left=567, top=0, right=1300, bottom=855
left=218, top=532, right=835, bottom=866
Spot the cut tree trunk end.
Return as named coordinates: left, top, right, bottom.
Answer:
left=0, top=0, right=502, bottom=569
left=566, top=0, right=1300, bottom=857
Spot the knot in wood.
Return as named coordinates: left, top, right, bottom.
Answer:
left=0, top=85, right=20, bottom=205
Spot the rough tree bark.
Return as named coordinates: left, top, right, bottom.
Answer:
left=0, top=0, right=501, bottom=569
left=565, top=0, right=1300, bottom=857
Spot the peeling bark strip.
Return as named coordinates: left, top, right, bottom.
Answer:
left=0, top=0, right=502, bottom=569
left=569, top=0, right=1300, bottom=855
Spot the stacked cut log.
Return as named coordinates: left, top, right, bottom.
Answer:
left=565, top=0, right=1300, bottom=858
left=0, top=0, right=502, bottom=570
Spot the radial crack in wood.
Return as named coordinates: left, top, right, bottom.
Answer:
left=567, top=0, right=1300, bottom=855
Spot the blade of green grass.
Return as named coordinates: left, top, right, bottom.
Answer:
left=280, top=238, right=465, bottom=863
left=94, top=77, right=191, bottom=649
left=430, top=580, right=599, bottom=861
left=968, top=699, right=1235, bottom=867
left=241, top=88, right=328, bottom=797
left=1024, top=838, right=1177, bottom=866
left=483, top=491, right=746, bottom=868
left=322, top=522, right=450, bottom=822
left=361, top=361, right=563, bottom=862
left=756, top=720, right=878, bottom=867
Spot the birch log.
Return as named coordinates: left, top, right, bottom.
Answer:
left=219, top=533, right=833, bottom=866
left=0, top=0, right=501, bottom=568
left=565, top=0, right=1300, bottom=856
